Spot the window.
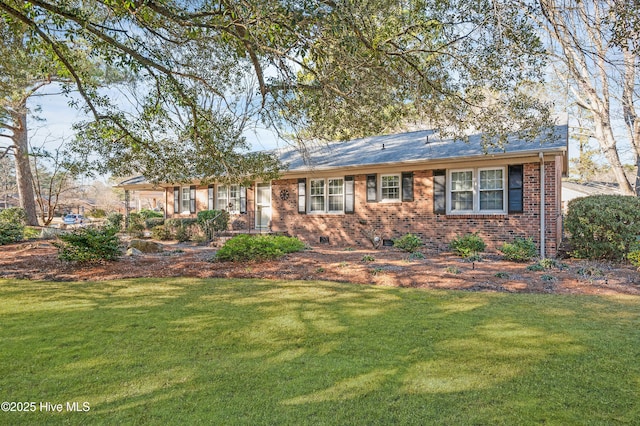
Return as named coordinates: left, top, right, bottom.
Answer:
left=208, top=186, right=214, bottom=210
left=181, top=187, right=191, bottom=213
left=217, top=184, right=246, bottom=213
left=380, top=174, right=400, bottom=201
left=448, top=167, right=506, bottom=214
left=309, top=179, right=325, bottom=212
left=305, top=178, right=347, bottom=213
left=328, top=178, right=344, bottom=212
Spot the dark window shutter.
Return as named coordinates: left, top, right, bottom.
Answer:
left=433, top=170, right=446, bottom=214
left=345, top=176, right=355, bottom=213
left=240, top=186, right=247, bottom=214
left=298, top=178, right=306, bottom=214
left=366, top=174, right=377, bottom=202
left=208, top=185, right=214, bottom=210
left=173, top=187, right=180, bottom=214
left=402, top=172, right=414, bottom=202
left=508, top=165, right=524, bottom=213
left=189, top=185, right=196, bottom=214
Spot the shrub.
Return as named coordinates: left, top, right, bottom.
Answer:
left=393, top=233, right=423, bottom=253
left=145, top=217, right=165, bottom=229
left=214, top=234, right=305, bottom=262
left=499, top=237, right=537, bottom=262
left=138, top=208, right=164, bottom=220
left=197, top=210, right=230, bottom=240
left=449, top=232, right=486, bottom=258
left=87, top=208, right=107, bottom=218
left=151, top=225, right=172, bottom=241
left=126, top=213, right=145, bottom=237
left=165, top=218, right=198, bottom=242
left=565, top=195, right=640, bottom=261
left=106, top=213, right=123, bottom=230
left=0, top=207, right=27, bottom=225
left=0, top=221, right=24, bottom=245
left=53, top=226, right=121, bottom=263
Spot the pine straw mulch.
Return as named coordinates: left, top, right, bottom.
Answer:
left=2, top=239, right=640, bottom=296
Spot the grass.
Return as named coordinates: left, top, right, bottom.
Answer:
left=1, top=278, right=639, bottom=424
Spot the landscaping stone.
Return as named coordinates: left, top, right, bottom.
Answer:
left=126, top=247, right=143, bottom=256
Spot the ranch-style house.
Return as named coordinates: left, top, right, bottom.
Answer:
left=119, top=125, right=568, bottom=257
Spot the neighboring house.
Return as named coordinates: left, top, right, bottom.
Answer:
left=118, top=126, right=568, bottom=257
left=561, top=181, right=622, bottom=212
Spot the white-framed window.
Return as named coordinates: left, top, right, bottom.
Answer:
left=307, top=178, right=345, bottom=213
left=328, top=178, right=344, bottom=212
left=380, top=174, right=401, bottom=201
left=181, top=187, right=191, bottom=213
left=448, top=167, right=506, bottom=214
left=309, top=179, right=326, bottom=212
left=217, top=184, right=242, bottom=213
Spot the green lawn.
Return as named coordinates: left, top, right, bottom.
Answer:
left=0, top=278, right=639, bottom=425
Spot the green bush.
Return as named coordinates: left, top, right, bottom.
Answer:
left=393, top=233, right=423, bottom=253
left=0, top=207, right=27, bottom=225
left=87, top=208, right=107, bottom=218
left=145, top=217, right=165, bottom=229
left=151, top=225, right=172, bottom=241
left=53, top=226, right=121, bottom=263
left=499, top=237, right=537, bottom=262
left=165, top=218, right=198, bottom=242
left=449, top=232, right=486, bottom=258
left=138, top=208, right=164, bottom=220
left=0, top=221, right=24, bottom=245
left=197, top=210, right=230, bottom=240
left=565, top=195, right=640, bottom=260
left=106, top=213, right=123, bottom=230
left=215, top=234, right=305, bottom=262
left=126, top=212, right=145, bottom=237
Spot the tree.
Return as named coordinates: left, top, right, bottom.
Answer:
left=527, top=0, right=640, bottom=195
left=1, top=1, right=553, bottom=185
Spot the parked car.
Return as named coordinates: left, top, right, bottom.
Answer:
left=63, top=214, right=86, bottom=225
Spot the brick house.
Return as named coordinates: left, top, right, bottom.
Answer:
left=119, top=126, right=568, bottom=257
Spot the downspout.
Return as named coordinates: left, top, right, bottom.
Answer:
left=539, top=152, right=546, bottom=259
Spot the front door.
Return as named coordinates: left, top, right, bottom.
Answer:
left=256, top=183, right=271, bottom=230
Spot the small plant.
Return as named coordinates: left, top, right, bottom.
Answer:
left=541, top=274, right=556, bottom=282
left=0, top=221, right=24, bottom=245
left=577, top=266, right=604, bottom=278
left=449, top=232, right=486, bottom=258
left=407, top=252, right=426, bottom=261
left=445, top=266, right=461, bottom=274
left=338, top=261, right=349, bottom=268
left=361, top=254, right=375, bottom=263
left=53, top=226, right=121, bottom=263
left=494, top=272, right=510, bottom=279
left=145, top=217, right=165, bottom=230
left=151, top=225, right=172, bottom=240
left=499, top=237, right=537, bottom=262
left=214, top=234, right=305, bottom=262
left=315, top=267, right=326, bottom=273
left=369, top=267, right=384, bottom=276
left=197, top=210, right=230, bottom=240
left=0, top=207, right=27, bottom=225
left=526, top=263, right=545, bottom=272
left=627, top=249, right=640, bottom=269
left=343, top=247, right=355, bottom=251
left=393, top=233, right=423, bottom=253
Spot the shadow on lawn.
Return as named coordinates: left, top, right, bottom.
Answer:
left=1, top=278, right=638, bottom=424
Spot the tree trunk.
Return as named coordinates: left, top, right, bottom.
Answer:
left=13, top=111, right=39, bottom=226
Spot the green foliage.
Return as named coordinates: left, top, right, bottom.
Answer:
left=151, top=225, right=172, bottom=241
left=53, top=226, right=121, bottom=263
left=164, top=218, right=197, bottom=242
left=407, top=252, right=426, bottom=261
left=445, top=266, right=461, bottom=274
left=145, top=217, right=165, bottom=229
left=361, top=255, right=375, bottom=263
left=0, top=207, right=27, bottom=225
left=138, top=209, right=164, bottom=219
left=197, top=210, right=230, bottom=240
left=0, top=222, right=24, bottom=245
left=499, top=237, right=537, bottom=262
left=393, top=233, right=423, bottom=253
left=24, top=226, right=41, bottom=240
left=449, top=233, right=486, bottom=258
left=526, top=263, right=545, bottom=272
left=0, top=207, right=26, bottom=245
left=126, top=212, right=145, bottom=237
left=627, top=249, right=640, bottom=269
left=214, top=234, right=305, bottom=262
left=495, top=272, right=510, bottom=279
left=565, top=195, right=640, bottom=260
left=106, top=213, right=123, bottom=230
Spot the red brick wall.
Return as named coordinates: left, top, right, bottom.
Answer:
left=271, top=160, right=561, bottom=256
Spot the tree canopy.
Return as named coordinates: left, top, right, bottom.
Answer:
left=0, top=0, right=554, bottom=184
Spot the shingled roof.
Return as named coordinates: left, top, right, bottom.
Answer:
left=277, top=125, right=568, bottom=172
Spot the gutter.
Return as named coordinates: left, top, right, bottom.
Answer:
left=539, top=152, right=545, bottom=259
